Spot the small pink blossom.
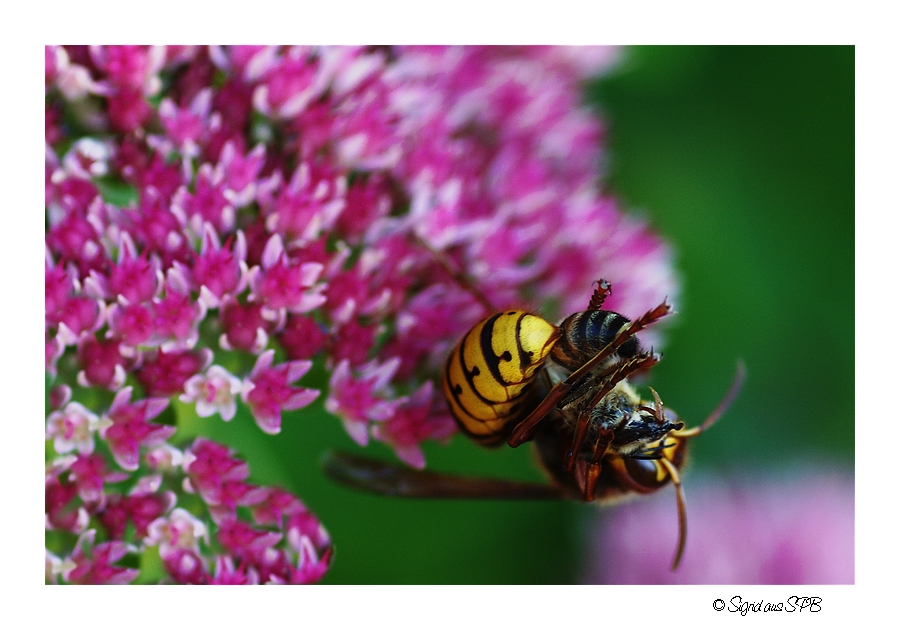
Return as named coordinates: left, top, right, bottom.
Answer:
left=267, top=536, right=332, bottom=585
left=152, top=286, right=206, bottom=349
left=107, top=88, right=154, bottom=133
left=182, top=438, right=270, bottom=522
left=190, top=226, right=250, bottom=310
left=68, top=453, right=118, bottom=504
left=76, top=336, right=129, bottom=390
left=261, top=161, right=346, bottom=243
left=217, top=298, right=272, bottom=353
left=251, top=47, right=323, bottom=119
left=119, top=192, right=192, bottom=268
left=62, top=529, right=140, bottom=585
left=216, top=518, right=283, bottom=556
left=134, top=348, right=212, bottom=397
left=210, top=556, right=260, bottom=585
left=99, top=387, right=174, bottom=471
left=180, top=364, right=243, bottom=421
left=277, top=314, right=327, bottom=361
left=45, top=467, right=90, bottom=533
left=372, top=381, right=456, bottom=469
left=325, top=357, right=404, bottom=446
left=98, top=489, right=176, bottom=540
left=102, top=233, right=163, bottom=304
left=241, top=349, right=319, bottom=434
left=145, top=443, right=184, bottom=471
left=90, top=45, right=165, bottom=95
left=172, top=163, right=235, bottom=235
left=329, top=319, right=380, bottom=367
left=145, top=507, right=209, bottom=556
left=247, top=234, right=327, bottom=316
left=218, top=141, right=267, bottom=207
left=48, top=384, right=72, bottom=411
left=47, top=45, right=109, bottom=101
left=106, top=298, right=155, bottom=347
left=46, top=401, right=110, bottom=455
left=162, top=548, right=209, bottom=584
left=61, top=138, right=112, bottom=179
left=157, top=89, right=217, bottom=159
left=45, top=199, right=107, bottom=276
left=250, top=487, right=307, bottom=527
left=285, top=507, right=332, bottom=553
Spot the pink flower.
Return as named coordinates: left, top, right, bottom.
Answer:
left=189, top=226, right=250, bottom=310
left=100, top=233, right=163, bottom=304
left=182, top=438, right=251, bottom=506
left=268, top=535, right=332, bottom=585
left=172, top=163, right=235, bottom=235
left=218, top=142, right=267, bottom=207
left=240, top=349, right=319, bottom=434
left=144, top=443, right=184, bottom=471
left=209, top=556, right=260, bottom=584
left=161, top=548, right=209, bottom=584
left=217, top=297, right=272, bottom=353
left=157, top=89, right=217, bottom=159
left=250, top=487, right=307, bottom=527
left=145, top=507, right=209, bottom=556
left=582, top=470, right=854, bottom=584
left=75, top=336, right=130, bottom=390
left=46, top=401, right=109, bottom=455
left=46, top=465, right=90, bottom=533
left=251, top=46, right=323, bottom=119
left=62, top=530, right=140, bottom=585
left=90, top=45, right=165, bottom=96
left=98, top=488, right=177, bottom=540
left=325, top=358, right=404, bottom=446
left=106, top=296, right=156, bottom=347
left=371, top=381, right=455, bottom=469
left=99, top=387, right=174, bottom=471
left=247, top=234, right=327, bottom=316
left=134, top=348, right=212, bottom=397
left=277, top=314, right=327, bottom=361
left=180, top=364, right=244, bottom=421
left=260, top=162, right=346, bottom=243
left=68, top=452, right=129, bottom=504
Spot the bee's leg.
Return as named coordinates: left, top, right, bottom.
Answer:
left=573, top=458, right=600, bottom=502
left=565, top=351, right=661, bottom=412
left=584, top=427, right=617, bottom=500
left=648, top=386, right=666, bottom=425
left=587, top=279, right=612, bottom=310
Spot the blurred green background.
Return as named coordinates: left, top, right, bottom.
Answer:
left=186, top=46, right=854, bottom=584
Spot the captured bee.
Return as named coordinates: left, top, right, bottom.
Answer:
left=324, top=280, right=744, bottom=570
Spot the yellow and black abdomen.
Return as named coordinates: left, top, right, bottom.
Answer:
left=443, top=311, right=560, bottom=445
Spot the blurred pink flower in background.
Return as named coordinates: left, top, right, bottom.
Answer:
left=46, top=45, right=677, bottom=583
left=582, top=469, right=854, bottom=584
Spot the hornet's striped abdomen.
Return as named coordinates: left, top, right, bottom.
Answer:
left=550, top=310, right=638, bottom=372
left=443, top=311, right=560, bottom=444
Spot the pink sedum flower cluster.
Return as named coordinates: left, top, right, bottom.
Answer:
left=45, top=45, right=676, bottom=584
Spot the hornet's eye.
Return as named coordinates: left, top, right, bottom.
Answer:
left=623, top=457, right=669, bottom=490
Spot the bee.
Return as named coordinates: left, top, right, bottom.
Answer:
left=324, top=280, right=744, bottom=570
